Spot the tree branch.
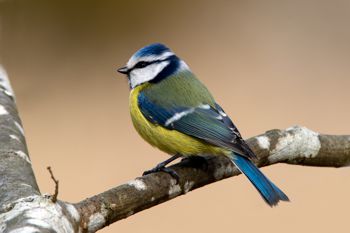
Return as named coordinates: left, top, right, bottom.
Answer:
left=0, top=65, right=40, bottom=206
left=75, top=126, right=350, bottom=232
left=0, top=66, right=80, bottom=233
left=0, top=65, right=349, bottom=232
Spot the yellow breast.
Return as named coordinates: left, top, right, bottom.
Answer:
left=129, top=84, right=227, bottom=156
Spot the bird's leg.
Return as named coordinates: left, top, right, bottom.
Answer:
left=143, top=154, right=182, bottom=182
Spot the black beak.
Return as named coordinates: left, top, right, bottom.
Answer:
left=117, top=66, right=129, bottom=74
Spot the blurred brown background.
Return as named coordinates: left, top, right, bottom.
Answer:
left=1, top=0, right=350, bottom=232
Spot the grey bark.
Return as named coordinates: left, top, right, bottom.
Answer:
left=0, top=67, right=80, bottom=233
left=0, top=65, right=349, bottom=233
left=0, top=66, right=40, bottom=207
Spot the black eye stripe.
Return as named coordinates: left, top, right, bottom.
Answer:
left=130, top=55, right=176, bottom=71
left=134, top=61, right=151, bottom=69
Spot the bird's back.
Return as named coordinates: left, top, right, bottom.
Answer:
left=144, top=70, right=216, bottom=108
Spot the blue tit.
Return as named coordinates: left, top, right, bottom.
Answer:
left=118, top=43, right=289, bottom=206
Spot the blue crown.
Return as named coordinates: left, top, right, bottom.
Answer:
left=133, top=43, right=171, bottom=58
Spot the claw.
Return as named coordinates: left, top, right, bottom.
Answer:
left=143, top=166, right=180, bottom=183
left=142, top=154, right=182, bottom=183
left=161, top=167, right=180, bottom=183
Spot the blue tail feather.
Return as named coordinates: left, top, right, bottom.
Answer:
left=230, top=153, right=289, bottom=206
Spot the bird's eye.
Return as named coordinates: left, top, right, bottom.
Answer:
left=134, top=61, right=150, bottom=69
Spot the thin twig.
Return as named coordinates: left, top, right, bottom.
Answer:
left=47, top=166, right=59, bottom=203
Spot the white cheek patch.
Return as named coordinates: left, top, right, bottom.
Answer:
left=129, top=61, right=170, bottom=88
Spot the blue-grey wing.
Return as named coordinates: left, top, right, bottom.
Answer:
left=213, top=103, right=256, bottom=158
left=138, top=92, right=256, bottom=159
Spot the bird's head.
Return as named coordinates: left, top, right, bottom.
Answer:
left=118, top=43, right=189, bottom=89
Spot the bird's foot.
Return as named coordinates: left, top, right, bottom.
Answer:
left=143, top=165, right=180, bottom=183
left=142, top=154, right=181, bottom=183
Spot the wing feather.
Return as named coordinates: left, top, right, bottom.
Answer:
left=138, top=92, right=256, bottom=159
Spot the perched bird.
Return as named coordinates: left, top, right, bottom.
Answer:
left=118, top=43, right=289, bottom=206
